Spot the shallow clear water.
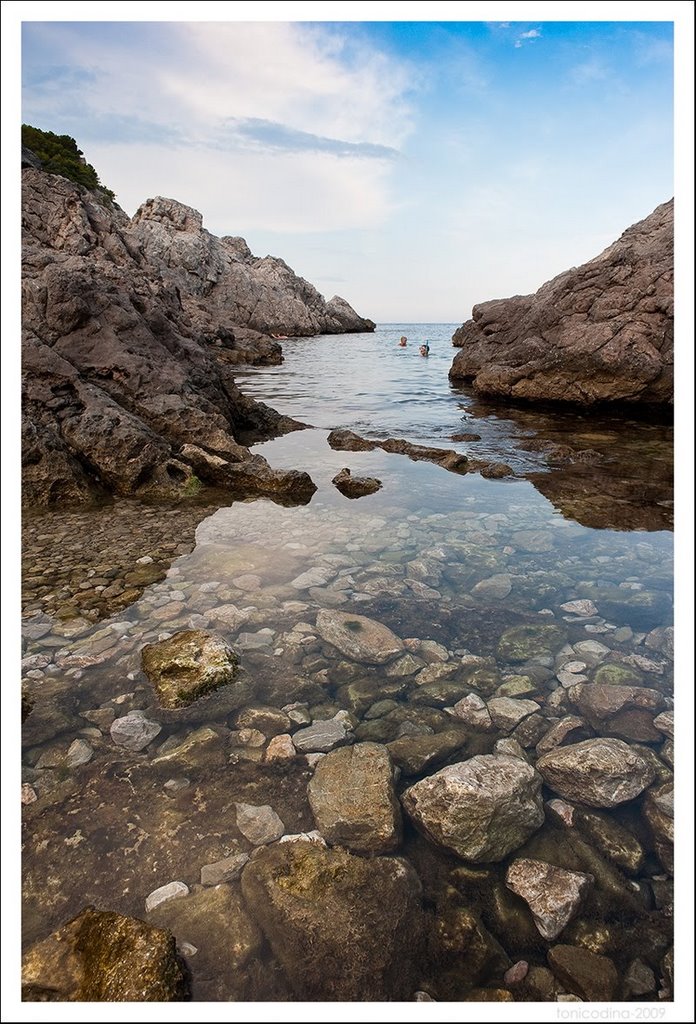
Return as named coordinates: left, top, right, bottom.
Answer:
left=21, top=325, right=674, bottom=1001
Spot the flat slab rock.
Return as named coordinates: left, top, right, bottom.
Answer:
left=402, top=753, right=544, bottom=862
left=315, top=609, right=404, bottom=665
left=537, top=737, right=655, bottom=807
left=505, top=858, right=594, bottom=940
left=141, top=629, right=239, bottom=709
left=308, top=742, right=401, bottom=853
left=548, top=944, right=619, bottom=1002
left=292, top=717, right=352, bottom=754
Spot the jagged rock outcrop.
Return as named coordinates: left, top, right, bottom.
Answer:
left=21, top=159, right=372, bottom=505
left=132, top=196, right=375, bottom=338
left=450, top=201, right=673, bottom=406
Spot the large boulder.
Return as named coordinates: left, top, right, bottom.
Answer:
left=21, top=908, right=187, bottom=1001
left=401, top=754, right=544, bottom=862
left=240, top=842, right=423, bottom=1000
left=307, top=742, right=401, bottom=853
left=141, top=630, right=240, bottom=709
left=450, top=200, right=673, bottom=407
left=537, top=738, right=655, bottom=807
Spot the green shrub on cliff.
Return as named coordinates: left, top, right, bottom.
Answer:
left=21, top=124, right=116, bottom=200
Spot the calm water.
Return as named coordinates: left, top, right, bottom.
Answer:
left=21, top=324, right=674, bottom=1001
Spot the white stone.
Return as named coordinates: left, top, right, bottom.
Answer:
left=145, top=880, right=189, bottom=913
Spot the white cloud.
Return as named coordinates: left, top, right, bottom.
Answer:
left=23, top=22, right=415, bottom=231
left=514, top=27, right=542, bottom=48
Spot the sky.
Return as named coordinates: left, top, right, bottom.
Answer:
left=17, top=9, right=677, bottom=323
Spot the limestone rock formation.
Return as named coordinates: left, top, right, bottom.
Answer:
left=21, top=156, right=370, bottom=507
left=132, top=196, right=375, bottom=337
left=450, top=201, right=673, bottom=406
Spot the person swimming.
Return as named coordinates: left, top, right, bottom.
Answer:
left=419, top=341, right=430, bottom=356
left=399, top=336, right=407, bottom=346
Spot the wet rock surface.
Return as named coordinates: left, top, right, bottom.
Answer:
left=141, top=629, right=239, bottom=709
left=537, top=738, right=656, bottom=807
left=402, top=755, right=544, bottom=862
left=450, top=200, right=673, bottom=407
left=240, top=841, right=423, bottom=1000
left=331, top=466, right=382, bottom=498
left=307, top=742, right=401, bottom=853
left=21, top=908, right=187, bottom=1001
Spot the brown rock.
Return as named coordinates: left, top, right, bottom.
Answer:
left=240, top=842, right=423, bottom=1000
left=537, top=737, right=655, bottom=807
left=141, top=629, right=240, bottom=709
left=307, top=742, right=401, bottom=853
left=505, top=858, right=594, bottom=940
left=21, top=907, right=187, bottom=1001
left=548, top=944, right=619, bottom=1001
left=450, top=200, right=673, bottom=407
left=331, top=467, right=382, bottom=498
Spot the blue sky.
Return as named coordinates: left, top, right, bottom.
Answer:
left=21, top=14, right=674, bottom=322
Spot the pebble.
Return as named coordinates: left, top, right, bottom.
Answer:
left=65, top=739, right=94, bottom=768
left=110, top=711, right=162, bottom=751
left=200, top=852, right=250, bottom=886
left=21, top=783, right=37, bottom=805
left=235, top=803, right=285, bottom=845
left=145, top=880, right=189, bottom=913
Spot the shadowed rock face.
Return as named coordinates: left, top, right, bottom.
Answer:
left=21, top=164, right=341, bottom=507
left=450, top=200, right=673, bottom=407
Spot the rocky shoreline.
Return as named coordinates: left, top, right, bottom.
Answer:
left=20, top=152, right=674, bottom=1005
left=22, top=155, right=373, bottom=508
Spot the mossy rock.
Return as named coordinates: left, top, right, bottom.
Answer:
left=141, top=629, right=239, bottom=709
left=497, top=624, right=566, bottom=663
left=240, top=842, right=423, bottom=1000
left=592, top=663, right=645, bottom=687
left=22, top=907, right=187, bottom=1001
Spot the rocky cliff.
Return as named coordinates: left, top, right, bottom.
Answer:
left=449, top=201, right=673, bottom=407
left=22, top=160, right=373, bottom=507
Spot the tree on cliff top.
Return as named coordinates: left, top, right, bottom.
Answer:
left=21, top=124, right=116, bottom=201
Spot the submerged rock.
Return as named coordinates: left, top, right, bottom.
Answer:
left=315, top=609, right=404, bottom=665
left=292, top=717, right=352, bottom=754
left=21, top=907, right=187, bottom=1001
left=147, top=884, right=262, bottom=998
left=537, top=737, right=656, bottom=807
left=109, top=710, right=161, bottom=751
left=331, top=466, right=382, bottom=498
left=307, top=742, right=401, bottom=853
left=402, top=754, right=544, bottom=862
left=547, top=944, right=619, bottom=1001
left=505, top=858, right=594, bottom=940
left=141, top=630, right=239, bottom=710
left=497, top=624, right=566, bottom=662
left=235, top=802, right=285, bottom=846
left=240, top=841, right=423, bottom=1000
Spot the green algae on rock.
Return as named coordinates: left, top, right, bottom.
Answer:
left=497, top=624, right=566, bottom=662
left=21, top=907, right=188, bottom=1001
left=141, top=629, right=239, bottom=709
